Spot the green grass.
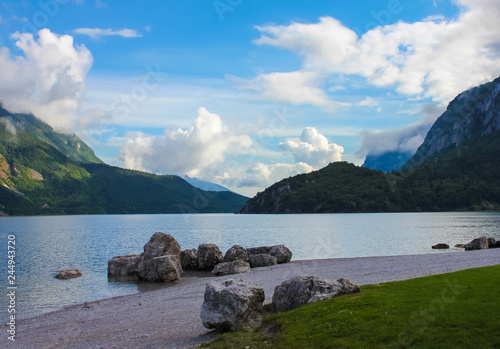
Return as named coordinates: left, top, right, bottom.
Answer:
left=205, top=265, right=500, bottom=348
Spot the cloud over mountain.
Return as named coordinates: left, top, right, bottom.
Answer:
left=0, top=29, right=92, bottom=130
left=359, top=103, right=445, bottom=157
left=279, top=127, right=344, bottom=168
left=119, top=107, right=252, bottom=177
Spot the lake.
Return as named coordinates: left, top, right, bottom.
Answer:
left=1, top=212, right=500, bottom=322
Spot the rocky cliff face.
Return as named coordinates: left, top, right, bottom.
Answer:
left=403, top=76, right=500, bottom=170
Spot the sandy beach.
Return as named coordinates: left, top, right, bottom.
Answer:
left=3, top=249, right=500, bottom=349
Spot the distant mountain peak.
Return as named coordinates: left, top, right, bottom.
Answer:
left=182, top=175, right=233, bottom=192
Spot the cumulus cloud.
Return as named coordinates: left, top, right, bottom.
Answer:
left=232, top=71, right=338, bottom=111
left=0, top=29, right=92, bottom=130
left=253, top=0, right=500, bottom=102
left=74, top=28, right=141, bottom=39
left=119, top=107, right=252, bottom=177
left=279, top=127, right=344, bottom=168
left=236, top=162, right=314, bottom=189
left=359, top=103, right=445, bottom=157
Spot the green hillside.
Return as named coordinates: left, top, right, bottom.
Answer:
left=0, top=107, right=248, bottom=216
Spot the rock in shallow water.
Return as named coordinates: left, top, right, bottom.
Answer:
left=201, top=278, right=265, bottom=332
left=432, top=243, right=450, bottom=249
left=181, top=248, right=199, bottom=270
left=247, top=244, right=292, bottom=264
left=198, top=243, right=224, bottom=270
left=136, top=232, right=183, bottom=282
left=464, top=236, right=489, bottom=250
left=108, top=254, right=141, bottom=277
left=224, top=244, right=250, bottom=263
left=55, top=269, right=82, bottom=280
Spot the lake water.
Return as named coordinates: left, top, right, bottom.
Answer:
left=1, top=212, right=500, bottom=322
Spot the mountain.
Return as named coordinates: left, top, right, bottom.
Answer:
left=183, top=175, right=232, bottom=192
left=0, top=107, right=248, bottom=215
left=362, top=151, right=413, bottom=173
left=403, top=76, right=500, bottom=170
left=241, top=77, right=500, bottom=214
left=0, top=104, right=103, bottom=164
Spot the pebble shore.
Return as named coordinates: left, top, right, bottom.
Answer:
left=3, top=248, right=500, bottom=349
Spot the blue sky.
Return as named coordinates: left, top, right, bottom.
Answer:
left=1, top=0, right=500, bottom=196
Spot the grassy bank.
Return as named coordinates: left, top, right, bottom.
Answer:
left=205, top=264, right=500, bottom=348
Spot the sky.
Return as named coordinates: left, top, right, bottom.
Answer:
left=1, top=0, right=500, bottom=197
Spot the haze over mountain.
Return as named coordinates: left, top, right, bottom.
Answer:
left=241, top=77, right=500, bottom=214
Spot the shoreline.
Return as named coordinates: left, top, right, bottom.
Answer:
left=3, top=249, right=500, bottom=348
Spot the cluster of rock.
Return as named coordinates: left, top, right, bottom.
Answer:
left=433, top=236, right=500, bottom=251
left=108, top=232, right=293, bottom=282
left=201, top=276, right=360, bottom=332
left=180, top=243, right=292, bottom=276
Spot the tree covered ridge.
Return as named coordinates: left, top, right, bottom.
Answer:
left=241, top=130, right=500, bottom=214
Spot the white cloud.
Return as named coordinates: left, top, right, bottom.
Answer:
left=232, top=70, right=338, bottom=111
left=0, top=29, right=93, bottom=130
left=279, top=127, right=344, bottom=168
left=119, top=107, right=252, bottom=177
left=359, top=103, right=445, bottom=157
left=358, top=97, right=381, bottom=112
left=253, top=1, right=500, bottom=103
left=74, top=28, right=141, bottom=39
left=235, top=162, right=314, bottom=189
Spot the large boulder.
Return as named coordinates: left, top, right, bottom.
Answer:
left=198, top=243, right=224, bottom=270
left=488, top=237, right=497, bottom=249
left=249, top=254, right=277, bottom=268
left=141, top=232, right=181, bottom=258
left=108, top=254, right=141, bottom=277
left=212, top=260, right=251, bottom=276
left=200, top=278, right=265, bottom=332
left=270, top=245, right=292, bottom=263
left=181, top=248, right=199, bottom=270
left=137, top=232, right=182, bottom=282
left=224, top=245, right=250, bottom=263
left=55, top=269, right=82, bottom=280
left=272, top=276, right=360, bottom=313
left=247, top=245, right=292, bottom=264
left=464, top=236, right=489, bottom=250
left=137, top=255, right=182, bottom=282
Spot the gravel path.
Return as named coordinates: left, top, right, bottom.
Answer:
left=3, top=249, right=500, bottom=349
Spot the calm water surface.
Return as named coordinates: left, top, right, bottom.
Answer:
left=1, top=212, right=499, bottom=322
